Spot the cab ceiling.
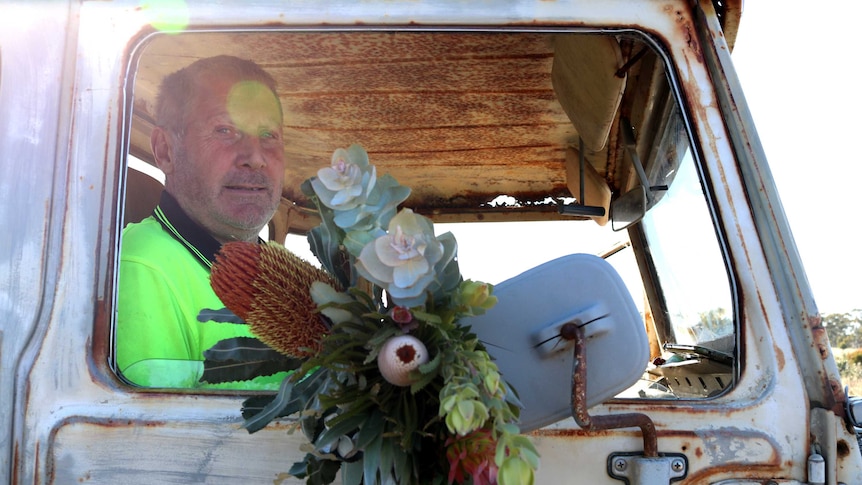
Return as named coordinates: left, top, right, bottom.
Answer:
left=130, top=30, right=663, bottom=226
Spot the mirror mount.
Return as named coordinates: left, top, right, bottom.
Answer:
left=559, top=137, right=609, bottom=220
left=610, top=118, right=669, bottom=231
left=569, top=322, right=657, bottom=457
left=569, top=323, right=691, bottom=484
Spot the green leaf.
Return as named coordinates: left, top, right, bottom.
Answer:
left=242, top=377, right=298, bottom=433
left=288, top=456, right=310, bottom=478
left=363, top=432, right=383, bottom=485
left=342, top=228, right=378, bottom=258
left=197, top=307, right=245, bottom=324
left=315, top=412, right=367, bottom=451
left=355, top=409, right=384, bottom=449
left=418, top=351, right=441, bottom=374
left=391, top=443, right=411, bottom=485
left=378, top=438, right=395, bottom=483
left=410, top=309, right=442, bottom=325
left=242, top=367, right=328, bottom=433
left=305, top=456, right=341, bottom=485
left=342, top=460, right=364, bottom=485
left=200, top=337, right=302, bottom=383
left=300, top=413, right=324, bottom=442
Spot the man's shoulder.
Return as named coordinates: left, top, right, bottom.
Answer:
left=121, top=216, right=185, bottom=260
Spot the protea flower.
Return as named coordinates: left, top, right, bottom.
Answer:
left=377, top=334, right=429, bottom=386
left=210, top=241, right=340, bottom=357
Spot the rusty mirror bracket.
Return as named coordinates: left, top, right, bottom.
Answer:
left=568, top=323, right=688, bottom=484
left=558, top=137, right=608, bottom=218
left=610, top=119, right=670, bottom=231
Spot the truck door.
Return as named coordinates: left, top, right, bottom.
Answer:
left=5, top=1, right=862, bottom=484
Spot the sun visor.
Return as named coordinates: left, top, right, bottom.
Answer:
left=552, top=34, right=626, bottom=152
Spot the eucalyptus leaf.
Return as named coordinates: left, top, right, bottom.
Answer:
left=333, top=206, right=366, bottom=231
left=342, top=229, right=377, bottom=258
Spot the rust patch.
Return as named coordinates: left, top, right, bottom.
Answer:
left=35, top=441, right=41, bottom=484
left=666, top=4, right=703, bottom=64
left=837, top=439, right=851, bottom=458
left=683, top=462, right=784, bottom=484
left=809, top=314, right=831, bottom=360
left=12, top=441, right=19, bottom=483
left=773, top=343, right=785, bottom=371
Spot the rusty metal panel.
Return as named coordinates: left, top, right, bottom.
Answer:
left=0, top=3, right=76, bottom=484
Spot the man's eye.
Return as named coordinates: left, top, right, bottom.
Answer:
left=216, top=126, right=236, bottom=136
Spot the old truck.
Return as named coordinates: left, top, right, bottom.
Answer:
left=3, top=0, right=861, bottom=483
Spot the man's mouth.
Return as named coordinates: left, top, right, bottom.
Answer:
left=225, top=185, right=267, bottom=192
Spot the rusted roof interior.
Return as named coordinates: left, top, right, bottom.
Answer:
left=128, top=6, right=740, bottom=235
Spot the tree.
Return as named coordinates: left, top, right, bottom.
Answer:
left=822, top=310, right=862, bottom=349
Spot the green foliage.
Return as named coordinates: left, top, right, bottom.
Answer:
left=846, top=349, right=862, bottom=367
left=203, top=145, right=538, bottom=484
left=823, top=310, right=862, bottom=349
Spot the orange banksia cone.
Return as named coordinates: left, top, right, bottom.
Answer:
left=210, top=241, right=339, bottom=357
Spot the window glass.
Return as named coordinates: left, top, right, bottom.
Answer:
left=119, top=30, right=733, bottom=399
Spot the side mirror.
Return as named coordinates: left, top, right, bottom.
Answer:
left=610, top=185, right=647, bottom=231
left=465, top=254, right=649, bottom=432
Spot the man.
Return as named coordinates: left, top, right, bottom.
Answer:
left=117, top=55, right=286, bottom=388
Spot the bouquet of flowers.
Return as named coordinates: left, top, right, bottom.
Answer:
left=201, top=145, right=539, bottom=485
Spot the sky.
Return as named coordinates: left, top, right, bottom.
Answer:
left=731, top=1, right=862, bottom=313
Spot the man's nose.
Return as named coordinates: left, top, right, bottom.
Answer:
left=236, top=134, right=267, bottom=170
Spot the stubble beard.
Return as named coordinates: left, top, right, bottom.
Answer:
left=169, top=146, right=281, bottom=242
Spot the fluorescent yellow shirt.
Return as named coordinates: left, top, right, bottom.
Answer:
left=116, top=193, right=284, bottom=389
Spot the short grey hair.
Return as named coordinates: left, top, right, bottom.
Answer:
left=154, top=55, right=280, bottom=138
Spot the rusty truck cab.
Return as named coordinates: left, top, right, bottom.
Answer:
left=2, top=1, right=861, bottom=483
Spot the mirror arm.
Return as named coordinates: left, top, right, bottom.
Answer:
left=567, top=322, right=658, bottom=457
left=620, top=118, right=654, bottom=202
left=558, top=137, right=607, bottom=217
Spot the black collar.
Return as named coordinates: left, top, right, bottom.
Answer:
left=152, top=191, right=222, bottom=269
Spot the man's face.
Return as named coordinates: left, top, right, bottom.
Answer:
left=166, top=76, right=284, bottom=242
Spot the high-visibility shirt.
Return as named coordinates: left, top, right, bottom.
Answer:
left=116, top=191, right=284, bottom=389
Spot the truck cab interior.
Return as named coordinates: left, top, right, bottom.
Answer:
left=122, top=26, right=737, bottom=402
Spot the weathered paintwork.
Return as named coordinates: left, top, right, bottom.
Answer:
left=1, top=1, right=860, bottom=484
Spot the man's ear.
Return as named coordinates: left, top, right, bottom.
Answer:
left=151, top=127, right=176, bottom=175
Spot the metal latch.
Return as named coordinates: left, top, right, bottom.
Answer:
left=608, top=452, right=687, bottom=484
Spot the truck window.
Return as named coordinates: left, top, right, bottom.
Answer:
left=117, top=29, right=736, bottom=401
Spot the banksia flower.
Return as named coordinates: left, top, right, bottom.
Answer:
left=210, top=241, right=340, bottom=357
